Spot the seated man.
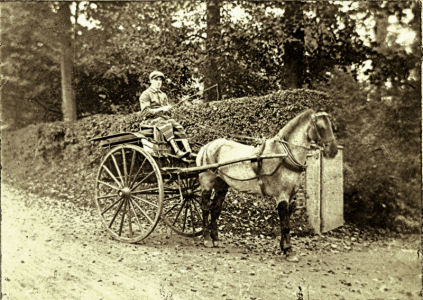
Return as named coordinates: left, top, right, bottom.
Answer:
left=139, top=70, right=189, bottom=158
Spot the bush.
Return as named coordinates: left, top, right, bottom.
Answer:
left=315, top=70, right=421, bottom=232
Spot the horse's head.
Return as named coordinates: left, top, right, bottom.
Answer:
left=307, top=112, right=338, bottom=158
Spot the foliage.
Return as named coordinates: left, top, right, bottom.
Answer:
left=214, top=1, right=372, bottom=96
left=74, top=2, right=200, bottom=114
left=353, top=1, right=421, bottom=88
left=1, top=3, right=63, bottom=127
left=2, top=1, right=420, bottom=128
left=175, top=89, right=332, bottom=147
left=1, top=2, right=78, bottom=125
left=314, top=69, right=420, bottom=232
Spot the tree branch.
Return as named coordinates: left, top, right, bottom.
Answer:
left=28, top=98, right=62, bottom=115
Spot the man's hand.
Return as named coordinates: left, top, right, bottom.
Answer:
left=151, top=105, right=172, bottom=114
left=179, top=95, right=193, bottom=106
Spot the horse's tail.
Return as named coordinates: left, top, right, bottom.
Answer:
left=196, top=138, right=226, bottom=167
left=196, top=142, right=211, bottom=167
left=196, top=144, right=206, bottom=167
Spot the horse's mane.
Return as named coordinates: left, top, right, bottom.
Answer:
left=275, top=108, right=315, bottom=140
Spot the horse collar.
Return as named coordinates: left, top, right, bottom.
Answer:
left=278, top=139, right=307, bottom=173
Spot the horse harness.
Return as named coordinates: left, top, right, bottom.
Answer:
left=247, top=112, right=333, bottom=195
left=207, top=112, right=332, bottom=196
left=216, top=139, right=306, bottom=196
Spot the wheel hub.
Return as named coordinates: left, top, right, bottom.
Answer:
left=118, top=187, right=132, bottom=198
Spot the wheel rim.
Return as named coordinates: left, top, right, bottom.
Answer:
left=95, top=144, right=163, bottom=243
left=162, top=175, right=204, bottom=237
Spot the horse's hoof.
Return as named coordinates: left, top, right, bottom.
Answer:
left=281, top=245, right=292, bottom=256
left=212, top=240, right=220, bottom=248
left=204, top=240, right=214, bottom=248
left=285, top=255, right=299, bottom=263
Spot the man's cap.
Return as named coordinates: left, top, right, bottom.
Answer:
left=149, top=71, right=165, bottom=81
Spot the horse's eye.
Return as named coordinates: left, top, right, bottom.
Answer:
left=331, top=121, right=338, bottom=132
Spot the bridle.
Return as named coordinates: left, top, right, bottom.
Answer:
left=274, top=112, right=335, bottom=172
left=310, top=112, right=336, bottom=147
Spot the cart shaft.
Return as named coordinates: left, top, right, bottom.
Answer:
left=170, top=154, right=287, bottom=175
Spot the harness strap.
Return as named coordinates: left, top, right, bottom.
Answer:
left=217, top=159, right=285, bottom=182
left=277, top=140, right=307, bottom=173
left=217, top=141, right=285, bottom=191
left=250, top=141, right=267, bottom=196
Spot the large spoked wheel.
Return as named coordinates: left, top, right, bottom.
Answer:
left=95, top=144, right=163, bottom=243
left=162, top=174, right=204, bottom=237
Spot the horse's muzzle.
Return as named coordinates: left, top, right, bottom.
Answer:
left=322, top=141, right=338, bottom=158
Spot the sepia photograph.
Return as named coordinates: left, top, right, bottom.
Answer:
left=1, top=1, right=421, bottom=299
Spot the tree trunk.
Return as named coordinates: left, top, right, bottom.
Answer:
left=204, top=0, right=221, bottom=102
left=283, top=1, right=305, bottom=89
left=58, top=3, right=76, bottom=122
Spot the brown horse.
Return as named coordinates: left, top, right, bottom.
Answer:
left=195, top=109, right=338, bottom=259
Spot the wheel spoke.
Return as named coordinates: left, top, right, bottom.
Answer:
left=182, top=201, right=188, bottom=232
left=163, top=201, right=179, bottom=216
left=97, top=180, right=120, bottom=191
left=189, top=200, right=196, bottom=234
left=129, top=158, right=147, bottom=188
left=101, top=196, right=124, bottom=216
left=131, top=170, right=156, bottom=191
left=131, top=197, right=154, bottom=224
left=192, top=181, right=200, bottom=190
left=164, top=188, right=180, bottom=195
left=127, top=201, right=133, bottom=238
left=128, top=149, right=137, bottom=182
left=131, top=187, right=160, bottom=195
left=172, top=199, right=186, bottom=226
left=97, top=193, right=118, bottom=200
left=131, top=194, right=159, bottom=208
left=118, top=199, right=128, bottom=236
left=128, top=199, right=143, bottom=230
left=101, top=165, right=122, bottom=188
left=111, top=153, right=124, bottom=186
left=121, top=148, right=128, bottom=185
left=191, top=197, right=203, bottom=224
left=109, top=197, right=125, bottom=229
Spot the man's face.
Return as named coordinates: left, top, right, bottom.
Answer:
left=151, top=77, right=163, bottom=89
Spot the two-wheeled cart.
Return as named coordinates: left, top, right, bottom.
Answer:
left=91, top=124, right=287, bottom=242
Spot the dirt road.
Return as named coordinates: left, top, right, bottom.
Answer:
left=1, top=183, right=421, bottom=300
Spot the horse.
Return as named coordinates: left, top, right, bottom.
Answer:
left=195, top=108, right=338, bottom=259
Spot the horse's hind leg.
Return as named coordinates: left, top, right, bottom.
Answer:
left=201, top=190, right=213, bottom=248
left=199, top=171, right=217, bottom=248
left=210, top=179, right=228, bottom=247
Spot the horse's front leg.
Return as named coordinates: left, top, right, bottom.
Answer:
left=277, top=200, right=292, bottom=255
left=277, top=194, right=299, bottom=262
